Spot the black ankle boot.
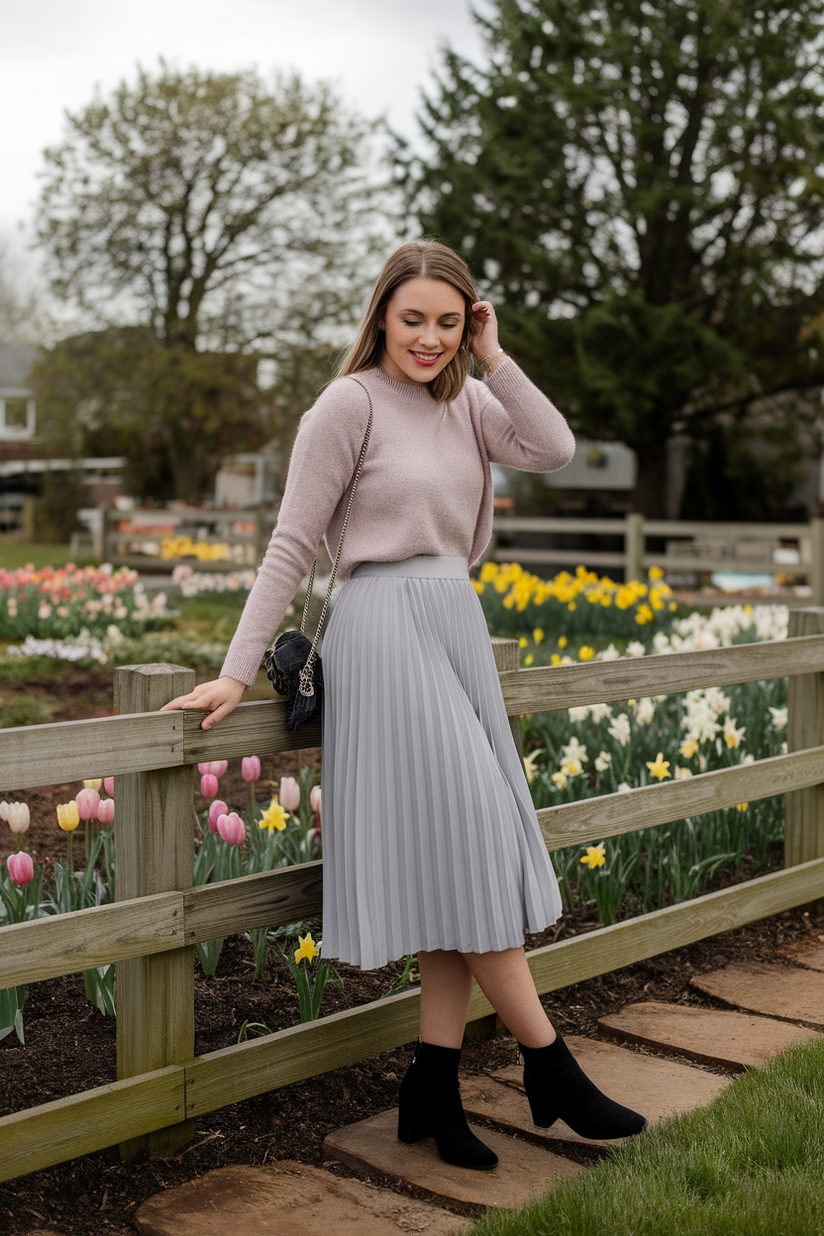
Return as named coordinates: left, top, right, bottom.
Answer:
left=519, top=1034, right=648, bottom=1139
left=397, top=1041, right=499, bottom=1170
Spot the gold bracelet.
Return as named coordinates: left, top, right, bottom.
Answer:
left=478, top=348, right=505, bottom=376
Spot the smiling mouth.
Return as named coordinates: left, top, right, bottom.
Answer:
left=410, top=351, right=442, bottom=364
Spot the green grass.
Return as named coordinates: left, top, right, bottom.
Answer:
left=468, top=1039, right=824, bottom=1236
left=0, top=543, right=94, bottom=570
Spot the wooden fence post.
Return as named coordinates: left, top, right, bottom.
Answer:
left=786, top=608, right=824, bottom=869
left=811, top=519, right=824, bottom=607
left=625, top=512, right=644, bottom=583
left=492, top=637, right=523, bottom=758
left=114, top=663, right=196, bottom=1158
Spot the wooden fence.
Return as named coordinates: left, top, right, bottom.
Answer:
left=490, top=513, right=824, bottom=602
left=99, top=505, right=279, bottom=572
left=2, top=613, right=824, bottom=1183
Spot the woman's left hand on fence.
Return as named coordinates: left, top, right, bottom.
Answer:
left=160, top=676, right=246, bottom=729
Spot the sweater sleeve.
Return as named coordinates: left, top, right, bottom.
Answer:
left=219, top=380, right=371, bottom=686
left=478, top=356, right=576, bottom=472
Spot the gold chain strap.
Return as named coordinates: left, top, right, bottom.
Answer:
left=297, top=378, right=373, bottom=697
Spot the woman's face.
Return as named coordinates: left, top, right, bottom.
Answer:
left=379, top=278, right=465, bottom=386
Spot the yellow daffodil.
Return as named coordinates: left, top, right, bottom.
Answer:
left=679, top=736, right=699, bottom=759
left=522, top=749, right=544, bottom=784
left=258, top=797, right=290, bottom=834
left=723, top=717, right=746, bottom=749
left=533, top=628, right=544, bottom=644
left=56, top=801, right=80, bottom=831
left=578, top=645, right=595, bottom=662
left=581, top=844, right=606, bottom=869
left=646, top=752, right=671, bottom=781
left=472, top=579, right=484, bottom=595
left=519, top=636, right=528, bottom=648
left=551, top=770, right=568, bottom=788
left=558, top=636, right=568, bottom=649
left=648, top=565, right=665, bottom=581
left=294, top=932, right=318, bottom=964
left=524, top=653, right=534, bottom=666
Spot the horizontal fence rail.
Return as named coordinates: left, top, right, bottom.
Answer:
left=2, top=613, right=824, bottom=1181
left=2, top=636, right=823, bottom=793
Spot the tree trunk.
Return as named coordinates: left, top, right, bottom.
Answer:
left=632, top=442, right=669, bottom=519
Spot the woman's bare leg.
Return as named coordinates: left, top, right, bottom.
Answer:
left=462, top=947, right=556, bottom=1048
left=418, top=946, right=555, bottom=1049
left=417, top=949, right=473, bottom=1048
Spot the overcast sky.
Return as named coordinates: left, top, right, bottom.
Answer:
left=1, top=0, right=489, bottom=260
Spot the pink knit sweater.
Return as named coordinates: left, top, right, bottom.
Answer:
left=220, top=357, right=575, bottom=685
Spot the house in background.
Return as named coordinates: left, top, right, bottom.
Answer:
left=0, top=342, right=126, bottom=538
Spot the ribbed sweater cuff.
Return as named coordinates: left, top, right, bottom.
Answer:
left=483, top=354, right=521, bottom=398
left=219, top=652, right=261, bottom=689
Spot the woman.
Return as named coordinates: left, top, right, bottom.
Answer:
left=163, top=240, right=646, bottom=1169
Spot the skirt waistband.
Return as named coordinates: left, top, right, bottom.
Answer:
left=352, top=556, right=469, bottom=580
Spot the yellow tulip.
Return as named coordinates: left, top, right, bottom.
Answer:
left=56, top=801, right=80, bottom=831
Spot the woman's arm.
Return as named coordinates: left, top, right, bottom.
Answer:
left=470, top=301, right=575, bottom=473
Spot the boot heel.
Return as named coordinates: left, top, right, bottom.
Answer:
left=523, top=1069, right=558, bottom=1128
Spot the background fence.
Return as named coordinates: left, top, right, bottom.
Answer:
left=2, top=615, right=824, bottom=1182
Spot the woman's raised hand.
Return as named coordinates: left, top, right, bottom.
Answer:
left=160, top=675, right=246, bottom=730
left=470, top=300, right=501, bottom=363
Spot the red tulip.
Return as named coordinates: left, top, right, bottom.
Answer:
left=208, top=799, right=228, bottom=833
left=7, top=851, right=34, bottom=885
left=200, top=773, right=219, bottom=798
left=241, top=756, right=261, bottom=783
left=76, top=788, right=101, bottom=820
left=278, top=776, right=300, bottom=813
left=217, top=812, right=246, bottom=846
left=96, top=798, right=115, bottom=825
left=103, top=777, right=115, bottom=797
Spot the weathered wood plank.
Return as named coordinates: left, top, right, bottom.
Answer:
left=114, top=663, right=196, bottom=1157
left=786, top=610, right=824, bottom=867
left=0, top=892, right=184, bottom=990
left=491, top=638, right=523, bottom=757
left=0, top=711, right=184, bottom=792
left=183, top=862, right=323, bottom=944
left=0, top=1066, right=186, bottom=1184
left=182, top=698, right=321, bottom=762
left=539, top=747, right=824, bottom=853
left=499, top=635, right=824, bottom=716
left=520, top=857, right=824, bottom=1003
left=185, top=988, right=422, bottom=1117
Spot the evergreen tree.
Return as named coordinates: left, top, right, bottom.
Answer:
left=405, top=0, right=824, bottom=515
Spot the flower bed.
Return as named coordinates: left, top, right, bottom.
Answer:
left=0, top=563, right=173, bottom=642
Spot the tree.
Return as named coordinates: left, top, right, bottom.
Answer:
left=35, top=62, right=384, bottom=501
left=404, top=0, right=824, bottom=515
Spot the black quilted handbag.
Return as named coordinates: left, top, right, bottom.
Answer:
left=263, top=378, right=372, bottom=732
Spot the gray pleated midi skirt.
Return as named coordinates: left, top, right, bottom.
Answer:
left=319, top=555, right=562, bottom=970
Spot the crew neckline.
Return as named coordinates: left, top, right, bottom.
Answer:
left=369, top=365, right=439, bottom=404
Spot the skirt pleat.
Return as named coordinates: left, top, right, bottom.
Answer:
left=319, top=555, right=562, bottom=970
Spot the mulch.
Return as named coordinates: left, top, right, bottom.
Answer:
left=1, top=669, right=821, bottom=1235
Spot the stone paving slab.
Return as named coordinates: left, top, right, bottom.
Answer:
left=776, top=940, right=824, bottom=971
left=463, top=1035, right=730, bottom=1149
left=599, top=1000, right=822, bottom=1070
left=323, top=1107, right=582, bottom=1215
left=133, top=1161, right=470, bottom=1236
left=690, top=962, right=824, bottom=1028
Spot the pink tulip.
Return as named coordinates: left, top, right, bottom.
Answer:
left=309, top=786, right=321, bottom=817
left=97, top=798, right=115, bottom=825
left=7, top=851, right=34, bottom=885
left=200, top=773, right=219, bottom=798
left=103, top=777, right=115, bottom=797
left=76, top=788, right=101, bottom=820
left=7, top=802, right=30, bottom=835
left=241, top=756, right=261, bottom=783
left=278, top=776, right=301, bottom=813
left=217, top=812, right=246, bottom=846
left=208, top=799, right=228, bottom=833
left=198, top=761, right=228, bottom=778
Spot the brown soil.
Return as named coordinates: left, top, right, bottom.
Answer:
left=2, top=670, right=820, bottom=1235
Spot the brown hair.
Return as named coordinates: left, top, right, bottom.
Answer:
left=336, top=239, right=478, bottom=403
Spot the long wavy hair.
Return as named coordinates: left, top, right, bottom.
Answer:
left=336, top=240, right=478, bottom=403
